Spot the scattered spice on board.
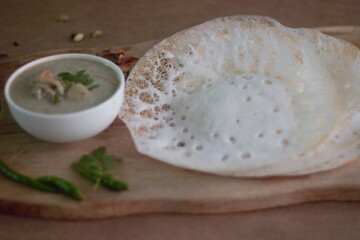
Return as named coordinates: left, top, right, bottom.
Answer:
left=59, top=15, right=70, bottom=22
left=13, top=41, right=19, bottom=47
left=92, top=30, right=103, bottom=38
left=71, top=33, right=85, bottom=42
left=99, top=48, right=138, bottom=79
left=0, top=53, right=8, bottom=60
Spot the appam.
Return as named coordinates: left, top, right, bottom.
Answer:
left=119, top=16, right=360, bottom=177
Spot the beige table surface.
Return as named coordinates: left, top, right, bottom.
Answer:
left=1, top=0, right=360, bottom=239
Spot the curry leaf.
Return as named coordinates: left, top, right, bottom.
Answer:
left=73, top=146, right=126, bottom=191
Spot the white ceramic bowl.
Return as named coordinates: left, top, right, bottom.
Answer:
left=4, top=53, right=125, bottom=143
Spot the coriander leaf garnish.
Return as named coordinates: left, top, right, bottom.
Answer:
left=58, top=70, right=99, bottom=91
left=73, top=146, right=128, bottom=191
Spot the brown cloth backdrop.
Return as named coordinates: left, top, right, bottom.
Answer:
left=1, top=0, right=360, bottom=239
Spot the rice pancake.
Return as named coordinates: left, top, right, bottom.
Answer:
left=119, top=16, right=360, bottom=177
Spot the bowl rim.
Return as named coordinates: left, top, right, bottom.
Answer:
left=4, top=53, right=125, bottom=119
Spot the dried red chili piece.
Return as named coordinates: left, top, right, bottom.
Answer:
left=99, top=48, right=138, bottom=80
left=101, top=48, right=125, bottom=57
left=118, top=56, right=138, bottom=65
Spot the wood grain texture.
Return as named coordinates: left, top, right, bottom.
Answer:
left=0, top=28, right=360, bottom=220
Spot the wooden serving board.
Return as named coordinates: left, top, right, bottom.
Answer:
left=1, top=27, right=360, bottom=220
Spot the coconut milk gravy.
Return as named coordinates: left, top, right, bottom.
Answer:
left=10, top=58, right=118, bottom=114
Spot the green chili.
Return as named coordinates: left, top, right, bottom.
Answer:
left=0, top=159, right=83, bottom=201
left=37, top=176, right=84, bottom=201
left=73, top=151, right=128, bottom=192
left=0, top=159, right=55, bottom=192
left=73, top=162, right=102, bottom=186
left=101, top=174, right=128, bottom=191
